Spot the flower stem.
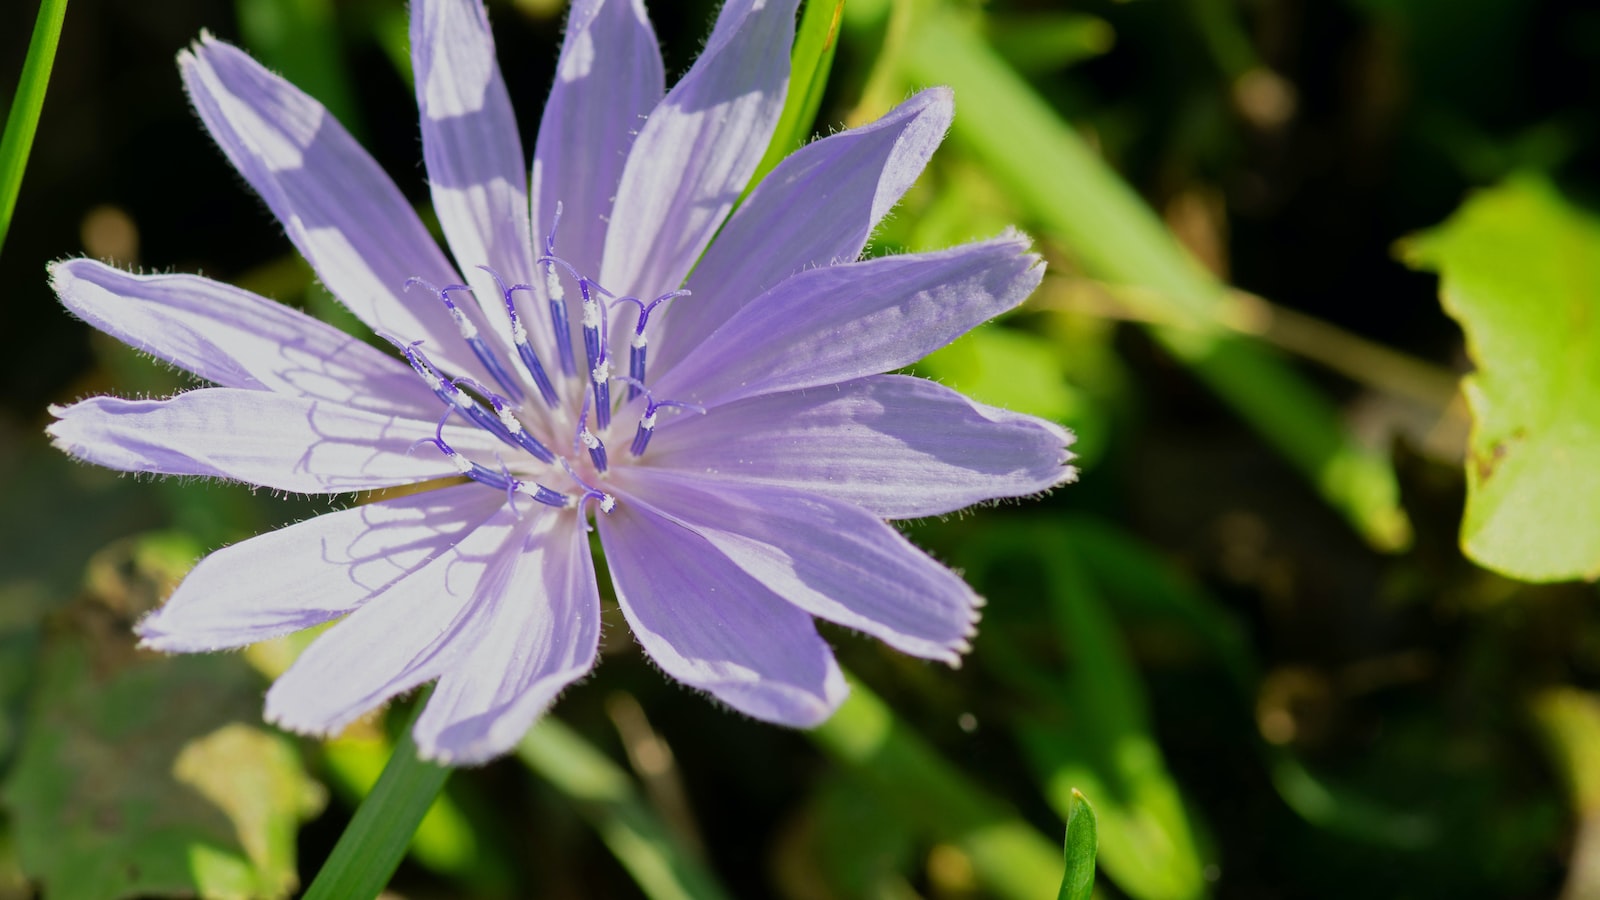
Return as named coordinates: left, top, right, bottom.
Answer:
left=0, top=0, right=69, bottom=255
left=302, top=700, right=452, bottom=900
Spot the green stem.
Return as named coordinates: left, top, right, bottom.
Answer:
left=302, top=705, right=452, bottom=900
left=0, top=0, right=69, bottom=256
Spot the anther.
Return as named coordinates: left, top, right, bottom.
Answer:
left=613, top=376, right=706, bottom=457
left=422, top=415, right=565, bottom=508
left=542, top=202, right=577, bottom=376
left=476, top=266, right=560, bottom=408
left=384, top=336, right=525, bottom=455
left=614, top=289, right=690, bottom=398
left=404, top=278, right=525, bottom=403
left=451, top=375, right=556, bottom=464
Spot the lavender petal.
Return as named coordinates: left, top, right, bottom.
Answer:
left=646, top=374, right=1076, bottom=518
left=598, top=0, right=799, bottom=302
left=615, top=469, right=981, bottom=664
left=180, top=36, right=494, bottom=385
left=597, top=500, right=847, bottom=727
left=47, top=389, right=500, bottom=493
left=265, top=505, right=535, bottom=737
left=138, top=484, right=505, bottom=652
left=653, top=233, right=1043, bottom=408
left=52, top=259, right=437, bottom=418
left=413, top=512, right=600, bottom=764
left=655, top=89, right=954, bottom=374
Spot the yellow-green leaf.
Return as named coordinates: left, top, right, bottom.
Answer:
left=1403, top=176, right=1600, bottom=581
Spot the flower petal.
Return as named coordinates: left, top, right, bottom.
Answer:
left=411, top=0, right=539, bottom=363
left=52, top=259, right=436, bottom=418
left=180, top=36, right=489, bottom=382
left=47, top=389, right=499, bottom=492
left=265, top=504, right=537, bottom=737
left=597, top=499, right=847, bottom=727
left=413, top=512, right=600, bottom=764
left=655, top=89, right=954, bottom=374
left=614, top=469, right=979, bottom=664
left=598, top=0, right=799, bottom=299
left=653, top=233, right=1043, bottom=408
left=531, top=0, right=663, bottom=286
left=647, top=374, right=1076, bottom=518
left=138, top=484, right=504, bottom=652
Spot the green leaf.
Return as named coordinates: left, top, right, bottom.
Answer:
left=301, top=700, right=451, bottom=900
left=1401, top=175, right=1600, bottom=581
left=1059, top=790, right=1098, bottom=900
left=0, top=0, right=68, bottom=255
left=1, top=615, right=322, bottom=899
left=518, top=719, right=733, bottom=900
left=747, top=0, right=846, bottom=193
left=918, top=324, right=1083, bottom=422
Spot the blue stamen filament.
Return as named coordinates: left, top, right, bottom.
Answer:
left=576, top=394, right=609, bottom=473
left=614, top=376, right=706, bottom=457
left=614, top=289, right=690, bottom=399
left=476, top=266, right=561, bottom=409
left=404, top=278, right=525, bottom=404
left=421, top=411, right=567, bottom=510
left=542, top=203, right=577, bottom=376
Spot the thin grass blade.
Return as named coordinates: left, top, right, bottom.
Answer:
left=0, top=0, right=69, bottom=256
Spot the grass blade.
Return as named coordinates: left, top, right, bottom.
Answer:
left=0, top=0, right=69, bottom=256
left=747, top=0, right=846, bottom=192
left=1059, top=789, right=1098, bottom=900
left=301, top=707, right=451, bottom=900
left=519, top=719, right=733, bottom=900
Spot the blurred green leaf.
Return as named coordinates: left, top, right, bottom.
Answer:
left=1059, top=789, right=1098, bottom=900
left=1, top=608, right=322, bottom=899
left=919, top=324, right=1083, bottom=423
left=234, top=0, right=363, bottom=137
left=885, top=5, right=1410, bottom=552
left=985, top=12, right=1114, bottom=75
left=519, top=719, right=733, bottom=900
left=810, top=675, right=1064, bottom=900
left=302, top=699, right=450, bottom=900
left=1024, top=537, right=1208, bottom=900
left=0, top=0, right=67, bottom=255
left=748, top=0, right=846, bottom=192
left=1402, top=176, right=1600, bottom=582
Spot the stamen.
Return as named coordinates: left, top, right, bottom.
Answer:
left=383, top=336, right=528, bottom=456
left=450, top=375, right=556, bottom=464
left=422, top=414, right=566, bottom=509
left=613, top=376, right=706, bottom=457
left=404, top=278, right=525, bottom=403
left=475, top=266, right=560, bottom=408
left=576, top=396, right=609, bottom=472
left=542, top=202, right=577, bottom=376
left=613, top=289, right=690, bottom=399
left=559, top=457, right=615, bottom=529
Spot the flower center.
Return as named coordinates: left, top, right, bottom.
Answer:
left=387, top=203, right=703, bottom=520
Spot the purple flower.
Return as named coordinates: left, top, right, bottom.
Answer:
left=47, top=0, right=1075, bottom=764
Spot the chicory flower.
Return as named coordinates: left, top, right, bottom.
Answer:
left=47, top=0, right=1075, bottom=764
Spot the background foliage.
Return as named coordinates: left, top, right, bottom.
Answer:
left=2, top=0, right=1599, bottom=896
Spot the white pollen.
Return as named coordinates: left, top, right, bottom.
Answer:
left=640, top=411, right=657, bottom=430
left=511, top=318, right=528, bottom=343
left=631, top=331, right=648, bottom=349
left=544, top=267, right=565, bottom=302
left=496, top=407, right=523, bottom=433
left=592, top=359, right=611, bottom=383
left=580, top=429, right=600, bottom=449
left=582, top=300, right=601, bottom=328
left=599, top=494, right=616, bottom=513
left=450, top=454, right=474, bottom=475
left=450, top=307, right=478, bottom=341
